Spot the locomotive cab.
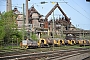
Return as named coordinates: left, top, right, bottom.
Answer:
left=27, top=39, right=38, bottom=48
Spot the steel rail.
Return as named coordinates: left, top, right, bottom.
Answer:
left=0, top=48, right=90, bottom=60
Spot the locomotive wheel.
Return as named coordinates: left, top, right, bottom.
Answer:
left=40, top=43, right=44, bottom=48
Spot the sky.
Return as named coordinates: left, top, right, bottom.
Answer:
left=0, top=0, right=90, bottom=30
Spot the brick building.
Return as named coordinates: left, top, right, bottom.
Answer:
left=14, top=3, right=76, bottom=38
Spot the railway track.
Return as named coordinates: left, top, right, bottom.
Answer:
left=0, top=48, right=90, bottom=60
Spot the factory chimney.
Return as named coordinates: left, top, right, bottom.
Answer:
left=6, top=0, right=12, bottom=12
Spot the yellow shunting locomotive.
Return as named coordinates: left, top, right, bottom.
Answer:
left=20, top=34, right=90, bottom=48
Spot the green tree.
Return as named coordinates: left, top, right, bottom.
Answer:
left=31, top=33, right=38, bottom=41
left=0, top=11, right=22, bottom=46
left=0, top=12, right=5, bottom=45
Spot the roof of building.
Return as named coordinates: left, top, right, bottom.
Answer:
left=45, top=3, right=70, bottom=24
left=28, top=5, right=41, bottom=17
left=13, top=7, right=20, bottom=14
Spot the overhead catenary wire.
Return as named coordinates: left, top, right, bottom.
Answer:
left=63, top=0, right=90, bottom=20
left=72, top=0, right=90, bottom=17
left=1, top=0, right=90, bottom=20
left=0, top=1, right=67, bottom=9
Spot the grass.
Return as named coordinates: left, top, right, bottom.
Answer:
left=0, top=45, right=21, bottom=51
